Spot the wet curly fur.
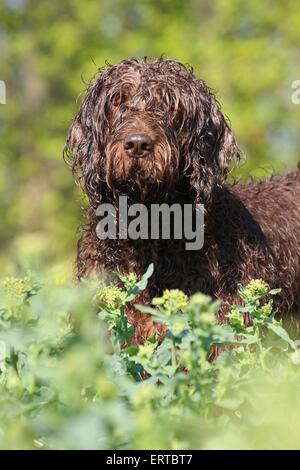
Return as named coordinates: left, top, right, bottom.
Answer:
left=65, top=57, right=300, bottom=345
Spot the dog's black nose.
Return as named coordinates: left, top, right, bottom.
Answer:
left=123, top=133, right=154, bottom=158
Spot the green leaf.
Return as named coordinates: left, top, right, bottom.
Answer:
left=124, top=346, right=139, bottom=356
left=135, top=263, right=154, bottom=291
left=269, top=288, right=282, bottom=295
left=266, top=323, right=294, bottom=348
left=135, top=304, right=158, bottom=316
left=126, top=264, right=154, bottom=301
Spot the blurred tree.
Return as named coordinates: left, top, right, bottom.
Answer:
left=0, top=0, right=299, bottom=272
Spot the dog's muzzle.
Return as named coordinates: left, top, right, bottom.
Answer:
left=123, top=132, right=154, bottom=158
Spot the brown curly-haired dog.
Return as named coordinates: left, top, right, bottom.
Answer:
left=65, top=57, right=300, bottom=344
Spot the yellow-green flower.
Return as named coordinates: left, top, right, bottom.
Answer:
left=199, top=311, right=216, bottom=326
left=98, top=285, right=124, bottom=310
left=137, top=342, right=156, bottom=359
left=1, top=275, right=39, bottom=318
left=243, top=279, right=269, bottom=299
left=122, top=272, right=138, bottom=290
left=153, top=289, right=188, bottom=315
left=189, top=292, right=211, bottom=307
left=227, top=307, right=244, bottom=328
left=131, top=383, right=157, bottom=406
left=169, top=319, right=187, bottom=336
left=261, top=301, right=273, bottom=317
left=54, top=274, right=66, bottom=285
left=3, top=277, right=31, bottom=300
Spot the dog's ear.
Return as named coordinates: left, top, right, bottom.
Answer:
left=205, top=97, right=241, bottom=172
left=188, top=86, right=241, bottom=204
left=64, top=72, right=108, bottom=204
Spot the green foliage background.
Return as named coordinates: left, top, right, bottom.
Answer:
left=0, top=1, right=300, bottom=450
left=0, top=0, right=300, bottom=273
left=1, top=268, right=300, bottom=450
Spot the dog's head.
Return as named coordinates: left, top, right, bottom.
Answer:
left=65, top=58, right=240, bottom=204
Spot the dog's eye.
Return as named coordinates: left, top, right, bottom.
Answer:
left=111, top=93, right=122, bottom=107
